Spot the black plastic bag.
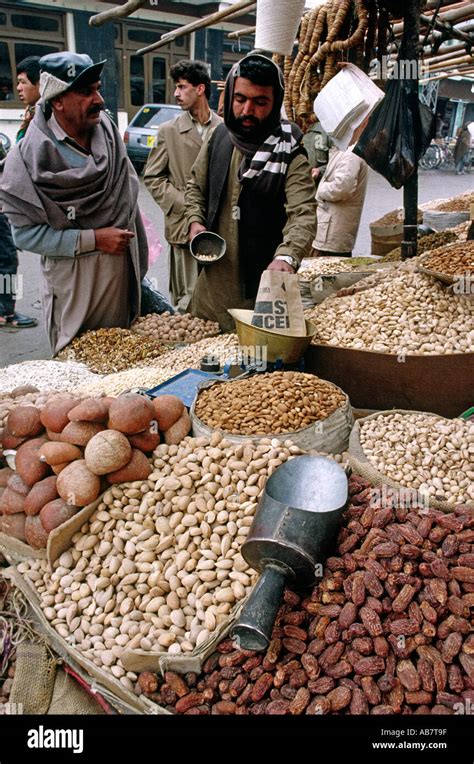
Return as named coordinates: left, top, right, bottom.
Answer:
left=140, top=277, right=174, bottom=316
left=353, top=78, right=435, bottom=189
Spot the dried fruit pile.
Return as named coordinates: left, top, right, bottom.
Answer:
left=371, top=209, right=423, bottom=228
left=17, top=434, right=302, bottom=682
left=359, top=412, right=474, bottom=506
left=381, top=231, right=459, bottom=263
left=426, top=192, right=474, bottom=214
left=138, top=476, right=474, bottom=715
left=78, top=334, right=240, bottom=397
left=0, top=362, right=99, bottom=394
left=57, top=328, right=168, bottom=374
left=422, top=242, right=474, bottom=277
left=0, top=393, right=190, bottom=549
left=131, top=313, right=220, bottom=344
left=306, top=271, right=474, bottom=355
left=194, top=373, right=347, bottom=436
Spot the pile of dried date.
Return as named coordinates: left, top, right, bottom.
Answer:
left=136, top=475, right=474, bottom=715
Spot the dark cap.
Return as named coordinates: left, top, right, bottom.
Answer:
left=39, top=52, right=106, bottom=101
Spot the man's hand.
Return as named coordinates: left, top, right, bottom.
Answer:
left=311, top=167, right=322, bottom=180
left=95, top=227, right=135, bottom=255
left=267, top=259, right=295, bottom=273
left=189, top=222, right=207, bottom=241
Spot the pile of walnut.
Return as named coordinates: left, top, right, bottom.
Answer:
left=0, top=393, right=190, bottom=549
left=131, top=313, right=220, bottom=344
left=137, top=476, right=474, bottom=715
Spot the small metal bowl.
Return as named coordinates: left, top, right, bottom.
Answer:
left=190, top=231, right=226, bottom=265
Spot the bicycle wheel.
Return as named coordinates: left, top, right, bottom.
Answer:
left=420, top=144, right=440, bottom=170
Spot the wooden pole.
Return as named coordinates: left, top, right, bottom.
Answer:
left=136, top=0, right=257, bottom=56
left=228, top=25, right=257, bottom=39
left=90, top=0, right=147, bottom=28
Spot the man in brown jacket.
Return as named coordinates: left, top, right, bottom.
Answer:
left=185, top=53, right=316, bottom=329
left=144, top=60, right=221, bottom=312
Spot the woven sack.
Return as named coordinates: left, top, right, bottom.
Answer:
left=349, top=409, right=474, bottom=513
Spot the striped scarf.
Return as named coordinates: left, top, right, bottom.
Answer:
left=231, top=120, right=303, bottom=194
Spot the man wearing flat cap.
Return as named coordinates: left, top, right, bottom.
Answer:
left=0, top=52, right=148, bottom=354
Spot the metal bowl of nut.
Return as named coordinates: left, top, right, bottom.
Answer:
left=190, top=231, right=226, bottom=265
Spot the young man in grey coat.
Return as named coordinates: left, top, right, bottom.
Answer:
left=144, top=60, right=221, bottom=313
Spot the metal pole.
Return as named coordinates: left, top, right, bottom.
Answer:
left=401, top=0, right=421, bottom=260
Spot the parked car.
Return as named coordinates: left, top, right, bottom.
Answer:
left=124, top=103, right=181, bottom=174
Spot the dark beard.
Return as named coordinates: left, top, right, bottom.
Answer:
left=232, top=114, right=274, bottom=142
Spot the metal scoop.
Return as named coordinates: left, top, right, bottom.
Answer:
left=232, top=455, right=348, bottom=651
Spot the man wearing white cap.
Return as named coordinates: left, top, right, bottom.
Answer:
left=0, top=52, right=148, bottom=354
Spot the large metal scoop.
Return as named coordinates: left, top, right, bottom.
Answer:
left=232, top=455, right=348, bottom=651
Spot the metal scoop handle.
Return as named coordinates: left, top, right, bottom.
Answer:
left=231, top=564, right=287, bottom=652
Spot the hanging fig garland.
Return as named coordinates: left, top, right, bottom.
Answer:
left=279, top=0, right=392, bottom=131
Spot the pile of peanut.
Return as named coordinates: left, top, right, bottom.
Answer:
left=17, top=433, right=302, bottom=687
left=194, top=372, right=346, bottom=435
left=358, top=413, right=474, bottom=506
left=306, top=271, right=474, bottom=355
left=131, top=313, right=220, bottom=344
left=422, top=242, right=474, bottom=277
left=137, top=475, right=474, bottom=715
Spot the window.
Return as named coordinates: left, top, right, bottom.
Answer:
left=128, top=29, right=161, bottom=45
left=15, top=43, right=59, bottom=65
left=0, top=5, right=66, bottom=106
left=130, top=55, right=144, bottom=106
left=152, top=58, right=166, bottom=103
left=116, top=51, right=124, bottom=108
left=0, top=41, right=13, bottom=101
left=12, top=14, right=60, bottom=33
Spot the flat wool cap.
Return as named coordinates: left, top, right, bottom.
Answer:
left=39, top=52, right=106, bottom=101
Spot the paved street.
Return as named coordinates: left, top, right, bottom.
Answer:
left=1, top=166, right=471, bottom=369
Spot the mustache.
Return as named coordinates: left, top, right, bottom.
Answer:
left=87, top=105, right=103, bottom=115
left=237, top=115, right=259, bottom=126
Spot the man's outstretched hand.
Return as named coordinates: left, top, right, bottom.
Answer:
left=189, top=222, right=207, bottom=241
left=95, top=227, right=135, bottom=255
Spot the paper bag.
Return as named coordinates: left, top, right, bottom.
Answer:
left=252, top=271, right=306, bottom=336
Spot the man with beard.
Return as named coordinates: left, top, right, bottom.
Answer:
left=185, top=53, right=315, bottom=329
left=1, top=52, right=148, bottom=354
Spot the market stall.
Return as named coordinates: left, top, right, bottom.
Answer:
left=1, top=0, right=473, bottom=722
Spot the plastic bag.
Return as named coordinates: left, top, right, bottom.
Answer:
left=140, top=277, right=174, bottom=316
left=353, top=78, right=435, bottom=189
left=141, top=213, right=162, bottom=265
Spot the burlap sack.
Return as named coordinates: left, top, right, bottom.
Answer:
left=349, top=409, right=473, bottom=513
left=191, top=378, right=354, bottom=454
left=10, top=642, right=105, bottom=715
left=0, top=533, right=47, bottom=566
left=252, top=271, right=306, bottom=336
